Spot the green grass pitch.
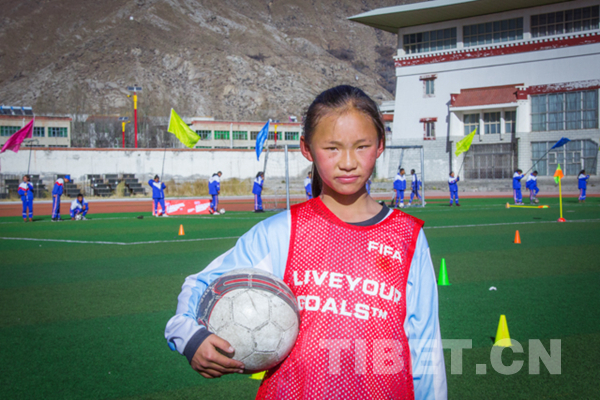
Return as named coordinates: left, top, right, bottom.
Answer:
left=0, top=197, right=599, bottom=399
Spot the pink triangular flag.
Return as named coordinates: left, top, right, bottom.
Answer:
left=0, top=119, right=34, bottom=153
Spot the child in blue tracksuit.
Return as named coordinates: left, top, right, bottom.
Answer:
left=393, top=168, right=406, bottom=208
left=409, top=169, right=422, bottom=206
left=148, top=175, right=168, bottom=217
left=252, top=172, right=264, bottom=212
left=51, top=175, right=70, bottom=221
left=448, top=172, right=460, bottom=206
left=70, top=193, right=89, bottom=220
left=18, top=175, right=34, bottom=222
left=578, top=169, right=590, bottom=202
left=365, top=177, right=372, bottom=194
left=304, top=172, right=312, bottom=200
left=512, top=169, right=525, bottom=205
left=208, top=171, right=222, bottom=214
left=526, top=171, right=539, bottom=204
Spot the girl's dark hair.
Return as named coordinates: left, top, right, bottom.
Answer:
left=411, top=169, right=415, bottom=174
left=302, top=85, right=385, bottom=197
left=256, top=171, right=263, bottom=178
left=580, top=169, right=585, bottom=175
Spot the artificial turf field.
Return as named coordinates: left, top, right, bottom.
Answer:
left=1, top=197, right=599, bottom=400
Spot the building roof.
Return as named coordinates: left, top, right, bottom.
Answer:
left=450, top=84, right=521, bottom=107
left=348, top=0, right=573, bottom=33
left=0, top=115, right=72, bottom=121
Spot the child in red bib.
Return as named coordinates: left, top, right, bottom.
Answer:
left=165, top=86, right=447, bottom=400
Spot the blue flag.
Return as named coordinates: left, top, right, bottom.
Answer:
left=256, top=120, right=269, bottom=161
left=550, top=137, right=570, bottom=150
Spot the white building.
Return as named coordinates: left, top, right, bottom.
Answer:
left=350, top=0, right=599, bottom=182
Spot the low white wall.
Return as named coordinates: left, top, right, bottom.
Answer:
left=0, top=148, right=313, bottom=182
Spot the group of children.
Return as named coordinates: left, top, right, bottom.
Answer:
left=391, top=168, right=424, bottom=208
left=511, top=169, right=590, bottom=205
left=17, top=174, right=89, bottom=222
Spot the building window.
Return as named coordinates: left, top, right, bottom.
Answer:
left=285, top=131, right=299, bottom=141
left=532, top=90, right=598, bottom=131
left=48, top=127, right=68, bottom=137
left=423, top=121, right=436, bottom=140
left=233, top=131, right=247, bottom=140
left=505, top=111, right=517, bottom=133
left=484, top=112, right=501, bottom=134
left=250, top=131, right=259, bottom=140
left=464, top=114, right=479, bottom=135
left=463, top=18, right=523, bottom=47
left=33, top=127, right=45, bottom=137
left=268, top=131, right=282, bottom=141
left=464, top=143, right=515, bottom=179
left=403, top=28, right=457, bottom=54
left=195, top=130, right=211, bottom=140
left=0, top=126, right=19, bottom=136
left=214, top=130, right=230, bottom=140
left=424, top=79, right=435, bottom=96
left=532, top=139, right=597, bottom=176
left=531, top=6, right=599, bottom=38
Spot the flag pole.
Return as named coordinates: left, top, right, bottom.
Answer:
left=161, top=146, right=167, bottom=180
left=558, top=177, right=565, bottom=222
left=263, top=144, right=270, bottom=176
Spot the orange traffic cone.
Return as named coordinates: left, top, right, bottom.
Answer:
left=178, top=225, right=185, bottom=236
left=514, top=230, right=521, bottom=244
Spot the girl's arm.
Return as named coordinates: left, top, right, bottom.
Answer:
left=405, top=229, right=447, bottom=400
left=164, top=211, right=291, bottom=359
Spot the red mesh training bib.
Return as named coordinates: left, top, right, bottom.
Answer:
left=256, top=198, right=424, bottom=400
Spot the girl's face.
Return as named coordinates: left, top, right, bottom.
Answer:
left=301, top=110, right=383, bottom=197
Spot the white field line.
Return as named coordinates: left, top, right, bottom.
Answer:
left=0, top=236, right=241, bottom=246
left=423, top=218, right=600, bottom=230
left=1, top=219, right=600, bottom=246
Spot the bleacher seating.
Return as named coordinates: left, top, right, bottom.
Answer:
left=123, top=174, right=145, bottom=195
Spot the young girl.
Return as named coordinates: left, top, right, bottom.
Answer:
left=252, top=171, right=265, bottom=212
left=165, top=86, right=447, bottom=400
left=148, top=175, right=168, bottom=217
left=18, top=175, right=34, bottom=222
left=208, top=171, right=222, bottom=214
left=448, top=172, right=460, bottom=207
left=578, top=169, right=590, bottom=202
left=393, top=167, right=406, bottom=208
left=409, top=169, right=422, bottom=206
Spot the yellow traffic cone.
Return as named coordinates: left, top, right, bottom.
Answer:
left=178, top=225, right=185, bottom=236
left=249, top=371, right=266, bottom=380
left=494, top=314, right=512, bottom=347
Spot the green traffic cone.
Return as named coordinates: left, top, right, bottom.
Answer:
left=438, top=258, right=450, bottom=286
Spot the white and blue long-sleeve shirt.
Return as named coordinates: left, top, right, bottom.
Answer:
left=18, top=182, right=34, bottom=200
left=304, top=177, right=312, bottom=195
left=512, top=172, right=524, bottom=189
left=252, top=176, right=263, bottom=195
left=448, top=176, right=459, bottom=192
left=165, top=210, right=447, bottom=400
left=148, top=180, right=166, bottom=199
left=70, top=198, right=88, bottom=212
left=578, top=174, right=590, bottom=189
left=526, top=174, right=537, bottom=189
left=394, top=174, right=407, bottom=191
left=52, top=178, right=65, bottom=196
left=208, top=175, right=221, bottom=195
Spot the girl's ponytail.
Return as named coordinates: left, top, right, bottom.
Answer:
left=311, top=164, right=323, bottom=198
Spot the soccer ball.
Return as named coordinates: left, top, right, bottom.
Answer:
left=75, top=214, right=83, bottom=221
left=219, top=208, right=226, bottom=214
left=197, top=269, right=300, bottom=373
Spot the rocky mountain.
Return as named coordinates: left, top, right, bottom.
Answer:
left=0, top=0, right=419, bottom=128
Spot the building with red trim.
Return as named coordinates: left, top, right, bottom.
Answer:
left=351, top=0, right=599, bottom=181
left=0, top=106, right=72, bottom=148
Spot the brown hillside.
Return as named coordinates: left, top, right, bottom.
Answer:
left=0, top=0, right=419, bottom=123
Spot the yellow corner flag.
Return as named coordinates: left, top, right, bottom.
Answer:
left=168, top=109, right=200, bottom=148
left=553, top=163, right=564, bottom=184
left=455, top=128, right=477, bottom=157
